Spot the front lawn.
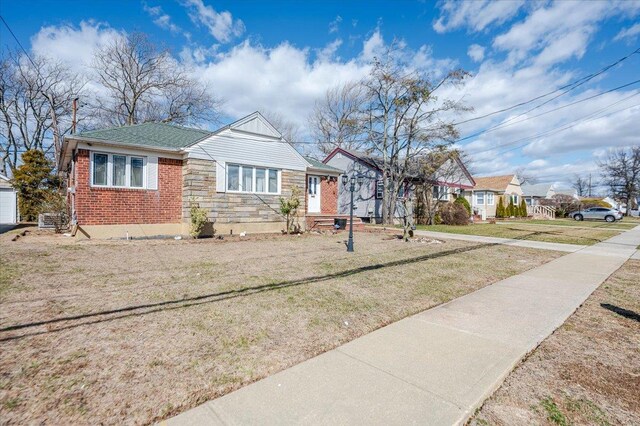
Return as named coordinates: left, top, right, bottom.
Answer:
left=0, top=231, right=561, bottom=424
left=472, top=259, right=640, bottom=425
left=415, top=223, right=621, bottom=245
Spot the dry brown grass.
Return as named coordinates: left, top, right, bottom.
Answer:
left=0, top=230, right=561, bottom=425
left=471, top=260, right=640, bottom=426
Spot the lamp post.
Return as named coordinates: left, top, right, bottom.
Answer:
left=342, top=174, right=363, bottom=252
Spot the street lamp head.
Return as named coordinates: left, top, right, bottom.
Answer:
left=341, top=174, right=348, bottom=186
left=356, top=175, right=364, bottom=185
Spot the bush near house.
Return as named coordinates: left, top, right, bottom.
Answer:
left=496, top=196, right=506, bottom=218
left=11, top=149, right=63, bottom=222
left=519, top=199, right=528, bottom=217
left=508, top=198, right=517, bottom=217
left=454, top=196, right=471, bottom=215
left=440, top=201, right=469, bottom=225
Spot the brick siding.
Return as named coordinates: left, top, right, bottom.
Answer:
left=74, top=149, right=182, bottom=225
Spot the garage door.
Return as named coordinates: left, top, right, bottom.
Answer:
left=0, top=188, right=17, bottom=224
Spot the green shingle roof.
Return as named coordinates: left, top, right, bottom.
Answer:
left=305, top=156, right=343, bottom=173
left=76, top=122, right=212, bottom=150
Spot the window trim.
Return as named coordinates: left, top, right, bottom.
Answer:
left=226, top=163, right=281, bottom=195
left=475, top=191, right=485, bottom=205
left=91, top=151, right=147, bottom=189
left=375, top=180, right=383, bottom=199
left=486, top=192, right=494, bottom=206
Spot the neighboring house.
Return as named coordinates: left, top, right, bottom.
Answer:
left=323, top=147, right=475, bottom=223
left=554, top=188, right=579, bottom=199
left=0, top=174, right=18, bottom=224
left=464, top=174, right=523, bottom=218
left=59, top=112, right=341, bottom=238
left=522, top=183, right=556, bottom=206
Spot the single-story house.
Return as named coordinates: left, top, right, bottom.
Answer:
left=0, top=173, right=18, bottom=224
left=60, top=112, right=344, bottom=238
left=322, top=147, right=475, bottom=223
left=463, top=174, right=523, bottom=218
left=522, top=183, right=555, bottom=206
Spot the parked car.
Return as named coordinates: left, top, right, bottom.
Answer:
left=568, top=207, right=623, bottom=222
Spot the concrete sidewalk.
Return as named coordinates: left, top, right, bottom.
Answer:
left=166, top=226, right=640, bottom=426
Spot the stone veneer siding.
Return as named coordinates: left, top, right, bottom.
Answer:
left=74, top=149, right=182, bottom=225
left=182, top=158, right=306, bottom=229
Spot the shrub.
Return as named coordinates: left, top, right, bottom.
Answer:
left=439, top=202, right=469, bottom=225
left=189, top=200, right=208, bottom=238
left=580, top=198, right=612, bottom=208
left=496, top=196, right=506, bottom=218
left=454, top=196, right=471, bottom=215
left=279, top=185, right=301, bottom=234
left=507, top=199, right=516, bottom=217
left=11, top=149, right=61, bottom=221
left=519, top=199, right=528, bottom=217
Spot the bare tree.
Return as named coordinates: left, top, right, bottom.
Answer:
left=598, top=146, right=640, bottom=215
left=309, top=81, right=368, bottom=154
left=572, top=174, right=589, bottom=197
left=91, top=32, right=221, bottom=127
left=361, top=47, right=470, bottom=224
left=515, top=167, right=539, bottom=185
left=261, top=111, right=303, bottom=143
left=0, top=51, right=85, bottom=173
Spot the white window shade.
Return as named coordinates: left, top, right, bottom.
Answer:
left=147, top=156, right=158, bottom=190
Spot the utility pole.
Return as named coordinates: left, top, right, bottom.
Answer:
left=588, top=173, right=592, bottom=197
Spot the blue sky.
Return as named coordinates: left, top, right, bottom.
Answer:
left=2, top=0, right=640, bottom=184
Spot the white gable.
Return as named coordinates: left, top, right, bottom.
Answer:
left=228, top=112, right=282, bottom=139
left=184, top=112, right=307, bottom=171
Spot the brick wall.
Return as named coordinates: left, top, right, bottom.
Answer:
left=74, top=149, right=182, bottom=225
left=320, top=176, right=338, bottom=214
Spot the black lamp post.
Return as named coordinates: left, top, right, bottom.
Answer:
left=342, top=174, right=364, bottom=252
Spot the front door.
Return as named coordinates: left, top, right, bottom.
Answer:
left=308, top=175, right=321, bottom=213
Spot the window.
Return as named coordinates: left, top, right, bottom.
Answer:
left=433, top=186, right=448, bottom=200
left=131, top=157, right=144, bottom=188
left=112, top=155, right=126, bottom=186
left=486, top=192, right=494, bottom=206
left=510, top=194, right=519, bottom=205
left=308, top=176, right=318, bottom=195
left=376, top=180, right=383, bottom=199
left=227, top=164, right=280, bottom=194
left=92, top=152, right=147, bottom=188
left=255, top=168, right=265, bottom=192
left=93, top=153, right=108, bottom=186
left=227, top=165, right=240, bottom=191
left=268, top=169, right=278, bottom=193
left=398, top=184, right=405, bottom=199
left=242, top=167, right=253, bottom=192
left=475, top=191, right=485, bottom=205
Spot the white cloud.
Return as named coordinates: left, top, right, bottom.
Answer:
left=614, top=23, right=640, bottom=41
left=329, top=15, right=342, bottom=34
left=361, top=29, right=384, bottom=62
left=433, top=0, right=524, bottom=33
left=316, top=39, right=343, bottom=62
left=182, top=0, right=245, bottom=43
left=467, top=44, right=485, bottom=62
left=30, top=21, right=122, bottom=70
left=144, top=4, right=182, bottom=35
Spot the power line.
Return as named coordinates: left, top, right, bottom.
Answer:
left=456, top=78, right=640, bottom=144
left=469, top=92, right=640, bottom=157
left=0, top=15, right=40, bottom=72
left=452, top=46, right=640, bottom=126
